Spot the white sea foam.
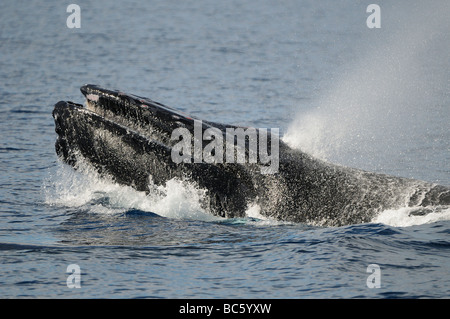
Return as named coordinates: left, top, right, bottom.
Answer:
left=43, top=162, right=222, bottom=222
left=244, top=203, right=264, bottom=219
left=372, top=206, right=450, bottom=227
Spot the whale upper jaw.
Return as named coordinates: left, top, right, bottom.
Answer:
left=77, top=84, right=249, bottom=150
left=80, top=84, right=196, bottom=121
left=79, top=84, right=200, bottom=145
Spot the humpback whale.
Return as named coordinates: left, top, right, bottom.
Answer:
left=52, top=85, right=450, bottom=226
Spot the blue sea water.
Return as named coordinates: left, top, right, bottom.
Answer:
left=0, top=0, right=449, bottom=299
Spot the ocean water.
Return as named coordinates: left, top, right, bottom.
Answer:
left=0, top=0, right=449, bottom=299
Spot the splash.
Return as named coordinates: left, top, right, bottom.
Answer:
left=43, top=161, right=221, bottom=222
left=373, top=206, right=450, bottom=227
left=43, top=161, right=293, bottom=225
left=283, top=2, right=449, bottom=171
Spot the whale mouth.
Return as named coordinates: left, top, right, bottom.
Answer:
left=52, top=84, right=200, bottom=192
left=52, top=85, right=257, bottom=216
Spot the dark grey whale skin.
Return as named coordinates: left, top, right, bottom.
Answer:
left=52, top=85, right=450, bottom=226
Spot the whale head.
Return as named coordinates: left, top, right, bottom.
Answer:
left=52, top=85, right=274, bottom=217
